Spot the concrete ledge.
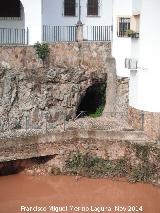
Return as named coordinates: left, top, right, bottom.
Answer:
left=0, top=129, right=154, bottom=162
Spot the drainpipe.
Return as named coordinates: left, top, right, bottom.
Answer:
left=77, top=0, right=82, bottom=25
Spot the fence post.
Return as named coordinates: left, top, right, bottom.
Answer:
left=26, top=27, right=29, bottom=45
left=63, top=113, right=66, bottom=131
left=45, top=112, right=48, bottom=133
left=24, top=111, right=29, bottom=131
left=141, top=110, right=144, bottom=131
left=76, top=23, right=83, bottom=42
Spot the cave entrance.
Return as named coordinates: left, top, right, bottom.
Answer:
left=76, top=82, right=106, bottom=117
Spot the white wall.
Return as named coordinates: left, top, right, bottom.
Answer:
left=42, top=0, right=113, bottom=37
left=129, top=0, right=160, bottom=112
left=21, top=0, right=42, bottom=44
left=131, top=39, right=139, bottom=59
left=112, top=0, right=132, bottom=77
left=129, top=70, right=138, bottom=107
left=42, top=0, right=112, bottom=26
left=132, top=0, right=141, bottom=15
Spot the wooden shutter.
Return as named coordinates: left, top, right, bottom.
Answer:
left=87, top=0, right=98, bottom=16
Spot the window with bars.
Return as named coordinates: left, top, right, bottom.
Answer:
left=64, top=0, right=76, bottom=16
left=87, top=0, right=99, bottom=16
left=117, top=17, right=131, bottom=37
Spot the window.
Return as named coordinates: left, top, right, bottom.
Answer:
left=0, top=0, right=21, bottom=17
left=117, top=17, right=131, bottom=37
left=64, top=0, right=76, bottom=16
left=87, top=0, right=99, bottom=16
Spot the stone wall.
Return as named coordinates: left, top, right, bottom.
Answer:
left=115, top=77, right=129, bottom=113
left=0, top=129, right=154, bottom=162
left=0, top=42, right=111, bottom=70
left=128, top=106, right=160, bottom=141
left=0, top=129, right=159, bottom=184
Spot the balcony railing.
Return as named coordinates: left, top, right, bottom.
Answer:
left=43, top=25, right=113, bottom=43
left=0, top=28, right=29, bottom=45
left=86, top=26, right=113, bottom=41
left=43, top=25, right=76, bottom=42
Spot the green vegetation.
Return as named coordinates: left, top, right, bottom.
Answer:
left=14, top=119, right=21, bottom=129
left=65, top=152, right=127, bottom=178
left=89, top=105, right=104, bottom=118
left=129, top=163, right=157, bottom=183
left=64, top=145, right=160, bottom=183
left=133, top=143, right=149, bottom=162
left=128, top=143, right=159, bottom=183
left=34, top=42, right=49, bottom=61
left=125, top=29, right=137, bottom=37
left=89, top=83, right=106, bottom=118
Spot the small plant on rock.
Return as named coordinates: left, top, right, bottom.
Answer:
left=34, top=42, right=49, bottom=62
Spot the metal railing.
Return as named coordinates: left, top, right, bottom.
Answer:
left=86, top=26, right=113, bottom=41
left=0, top=110, right=148, bottom=137
left=1, top=110, right=160, bottom=143
left=117, top=17, right=130, bottom=37
left=43, top=25, right=76, bottom=42
left=0, top=27, right=29, bottom=45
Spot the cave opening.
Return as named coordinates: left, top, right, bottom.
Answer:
left=76, top=82, right=106, bottom=117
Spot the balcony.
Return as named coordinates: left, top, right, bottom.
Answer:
left=117, top=16, right=140, bottom=39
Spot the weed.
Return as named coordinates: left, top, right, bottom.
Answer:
left=129, top=163, right=157, bottom=183
left=65, top=152, right=127, bottom=178
left=34, top=42, right=49, bottom=61
left=133, top=144, right=149, bottom=162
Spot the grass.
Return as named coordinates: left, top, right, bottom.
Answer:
left=89, top=105, right=104, bottom=118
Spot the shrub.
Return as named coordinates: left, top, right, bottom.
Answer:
left=34, top=42, right=49, bottom=61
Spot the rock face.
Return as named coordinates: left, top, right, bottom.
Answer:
left=0, top=66, right=108, bottom=131
left=0, top=42, right=129, bottom=132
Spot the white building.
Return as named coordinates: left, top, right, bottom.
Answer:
left=0, top=0, right=113, bottom=44
left=112, top=0, right=160, bottom=112
left=130, top=0, right=160, bottom=112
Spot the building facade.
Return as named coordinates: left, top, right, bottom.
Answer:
left=0, top=0, right=160, bottom=113
left=112, top=0, right=160, bottom=112
left=0, top=0, right=113, bottom=44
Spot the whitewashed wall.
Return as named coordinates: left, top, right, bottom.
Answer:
left=21, top=0, right=42, bottom=44
left=129, top=0, right=160, bottom=112
left=42, top=0, right=113, bottom=39
left=112, top=0, right=132, bottom=77
left=42, top=0, right=112, bottom=25
left=132, top=0, right=141, bottom=15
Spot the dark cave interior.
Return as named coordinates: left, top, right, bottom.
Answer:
left=76, top=82, right=106, bottom=116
